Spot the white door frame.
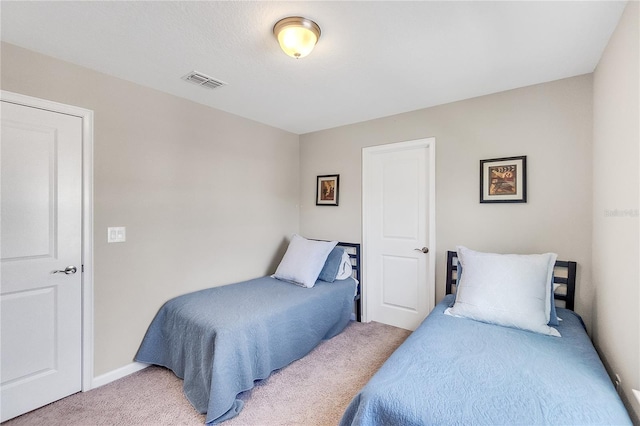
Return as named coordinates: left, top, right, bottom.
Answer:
left=1, top=90, right=94, bottom=391
left=361, top=138, right=436, bottom=323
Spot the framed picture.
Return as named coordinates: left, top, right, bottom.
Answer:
left=480, top=156, right=527, bottom=203
left=316, top=174, right=339, bottom=206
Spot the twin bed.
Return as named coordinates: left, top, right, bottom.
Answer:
left=136, top=240, right=631, bottom=425
left=135, top=237, right=361, bottom=424
left=340, top=247, right=631, bottom=425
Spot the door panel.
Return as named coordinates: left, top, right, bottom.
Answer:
left=382, top=255, right=418, bottom=310
left=2, top=287, right=56, bottom=383
left=382, top=157, right=419, bottom=239
left=1, top=101, right=82, bottom=422
left=364, top=139, right=434, bottom=331
left=1, top=120, right=56, bottom=260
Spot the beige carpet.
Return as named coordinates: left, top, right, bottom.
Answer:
left=5, top=321, right=410, bottom=426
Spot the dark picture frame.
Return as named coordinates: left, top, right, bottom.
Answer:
left=316, top=174, right=339, bottom=206
left=480, top=156, right=527, bottom=203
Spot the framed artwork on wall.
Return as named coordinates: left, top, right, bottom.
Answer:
left=480, top=156, right=527, bottom=203
left=316, top=174, right=340, bottom=206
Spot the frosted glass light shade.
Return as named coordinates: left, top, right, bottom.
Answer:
left=273, top=17, right=321, bottom=59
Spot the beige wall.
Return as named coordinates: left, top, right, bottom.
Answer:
left=592, top=1, right=640, bottom=420
left=300, top=75, right=594, bottom=327
left=1, top=42, right=300, bottom=376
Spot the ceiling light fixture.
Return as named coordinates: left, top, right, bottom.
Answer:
left=273, top=16, right=321, bottom=59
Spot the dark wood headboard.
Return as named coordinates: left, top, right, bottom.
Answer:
left=337, top=242, right=361, bottom=321
left=445, top=250, right=577, bottom=311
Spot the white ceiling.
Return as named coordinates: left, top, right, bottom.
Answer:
left=1, top=1, right=627, bottom=134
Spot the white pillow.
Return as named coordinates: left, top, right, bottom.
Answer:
left=273, top=235, right=338, bottom=288
left=445, top=246, right=560, bottom=337
left=335, top=251, right=353, bottom=280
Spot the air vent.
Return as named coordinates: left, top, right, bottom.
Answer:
left=182, top=71, right=226, bottom=90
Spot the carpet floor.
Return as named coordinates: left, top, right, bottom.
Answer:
left=4, top=321, right=410, bottom=426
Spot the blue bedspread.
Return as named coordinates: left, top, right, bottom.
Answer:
left=135, top=275, right=356, bottom=424
left=341, top=294, right=631, bottom=425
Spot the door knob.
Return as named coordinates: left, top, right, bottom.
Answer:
left=52, top=266, right=77, bottom=275
left=414, top=247, right=429, bottom=254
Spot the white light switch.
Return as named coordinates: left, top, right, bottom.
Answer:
left=107, top=227, right=126, bottom=243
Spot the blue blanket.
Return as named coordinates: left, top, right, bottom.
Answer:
left=341, top=294, right=631, bottom=425
left=135, top=276, right=356, bottom=424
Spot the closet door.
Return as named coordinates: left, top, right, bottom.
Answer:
left=1, top=100, right=83, bottom=421
left=363, top=138, right=436, bottom=331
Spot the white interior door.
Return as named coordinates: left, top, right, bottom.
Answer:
left=363, top=138, right=435, bottom=330
left=1, top=101, right=83, bottom=421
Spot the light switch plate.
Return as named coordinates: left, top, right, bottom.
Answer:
left=107, top=227, right=126, bottom=243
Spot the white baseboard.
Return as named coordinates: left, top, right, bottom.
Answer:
left=90, top=362, right=149, bottom=390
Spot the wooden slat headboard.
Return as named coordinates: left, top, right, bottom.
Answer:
left=337, top=242, right=361, bottom=321
left=445, top=250, right=577, bottom=311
